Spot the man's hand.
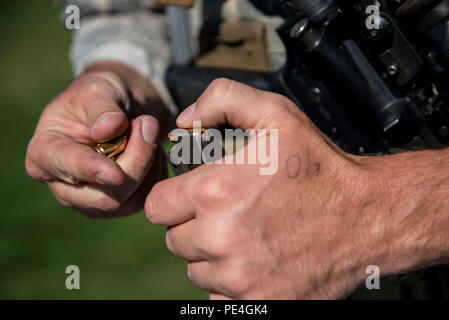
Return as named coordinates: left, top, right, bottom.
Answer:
left=146, top=78, right=368, bottom=299
left=26, top=63, right=168, bottom=218
left=146, top=79, right=449, bottom=299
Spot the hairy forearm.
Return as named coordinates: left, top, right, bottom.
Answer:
left=360, top=149, right=449, bottom=276
left=84, top=61, right=171, bottom=130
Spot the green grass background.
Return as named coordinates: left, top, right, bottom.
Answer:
left=0, top=1, right=206, bottom=299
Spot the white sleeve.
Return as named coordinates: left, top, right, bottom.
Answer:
left=60, top=0, right=177, bottom=114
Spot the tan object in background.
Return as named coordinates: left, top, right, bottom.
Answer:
left=155, top=0, right=196, bottom=8
left=195, top=21, right=271, bottom=72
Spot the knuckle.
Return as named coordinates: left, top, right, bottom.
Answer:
left=100, top=199, right=122, bottom=213
left=187, top=263, right=194, bottom=280
left=25, top=156, right=40, bottom=180
left=187, top=263, right=209, bottom=291
left=263, top=94, right=302, bottom=126
left=54, top=194, right=73, bottom=208
left=197, top=227, right=232, bottom=258
left=206, top=78, right=233, bottom=101
left=82, top=77, right=109, bottom=97
left=266, top=94, right=289, bottom=111
left=271, top=93, right=287, bottom=106
left=220, top=269, right=252, bottom=295
left=194, top=173, right=230, bottom=205
left=89, top=195, right=122, bottom=213
left=165, top=231, right=178, bottom=256
left=145, top=182, right=169, bottom=223
left=268, top=93, right=305, bottom=120
left=25, top=133, right=54, bottom=181
left=35, top=132, right=57, bottom=166
left=144, top=195, right=155, bottom=222
left=49, top=186, right=74, bottom=208
left=186, top=263, right=202, bottom=287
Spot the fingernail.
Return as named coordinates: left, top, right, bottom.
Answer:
left=142, top=117, right=159, bottom=145
left=177, top=103, right=196, bottom=124
left=92, top=112, right=124, bottom=132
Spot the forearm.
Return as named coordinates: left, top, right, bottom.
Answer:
left=360, top=149, right=449, bottom=277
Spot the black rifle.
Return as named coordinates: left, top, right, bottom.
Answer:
left=167, top=0, right=449, bottom=155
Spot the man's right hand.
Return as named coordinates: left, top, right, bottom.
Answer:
left=26, top=66, right=167, bottom=218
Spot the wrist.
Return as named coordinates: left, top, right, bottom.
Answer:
left=355, top=151, right=449, bottom=278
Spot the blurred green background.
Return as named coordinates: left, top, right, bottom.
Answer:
left=0, top=1, right=206, bottom=299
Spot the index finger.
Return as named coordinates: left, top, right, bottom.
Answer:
left=176, top=78, right=292, bottom=130
left=145, top=166, right=209, bottom=226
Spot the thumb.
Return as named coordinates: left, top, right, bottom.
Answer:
left=81, top=72, right=130, bottom=142
left=176, top=78, right=289, bottom=130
